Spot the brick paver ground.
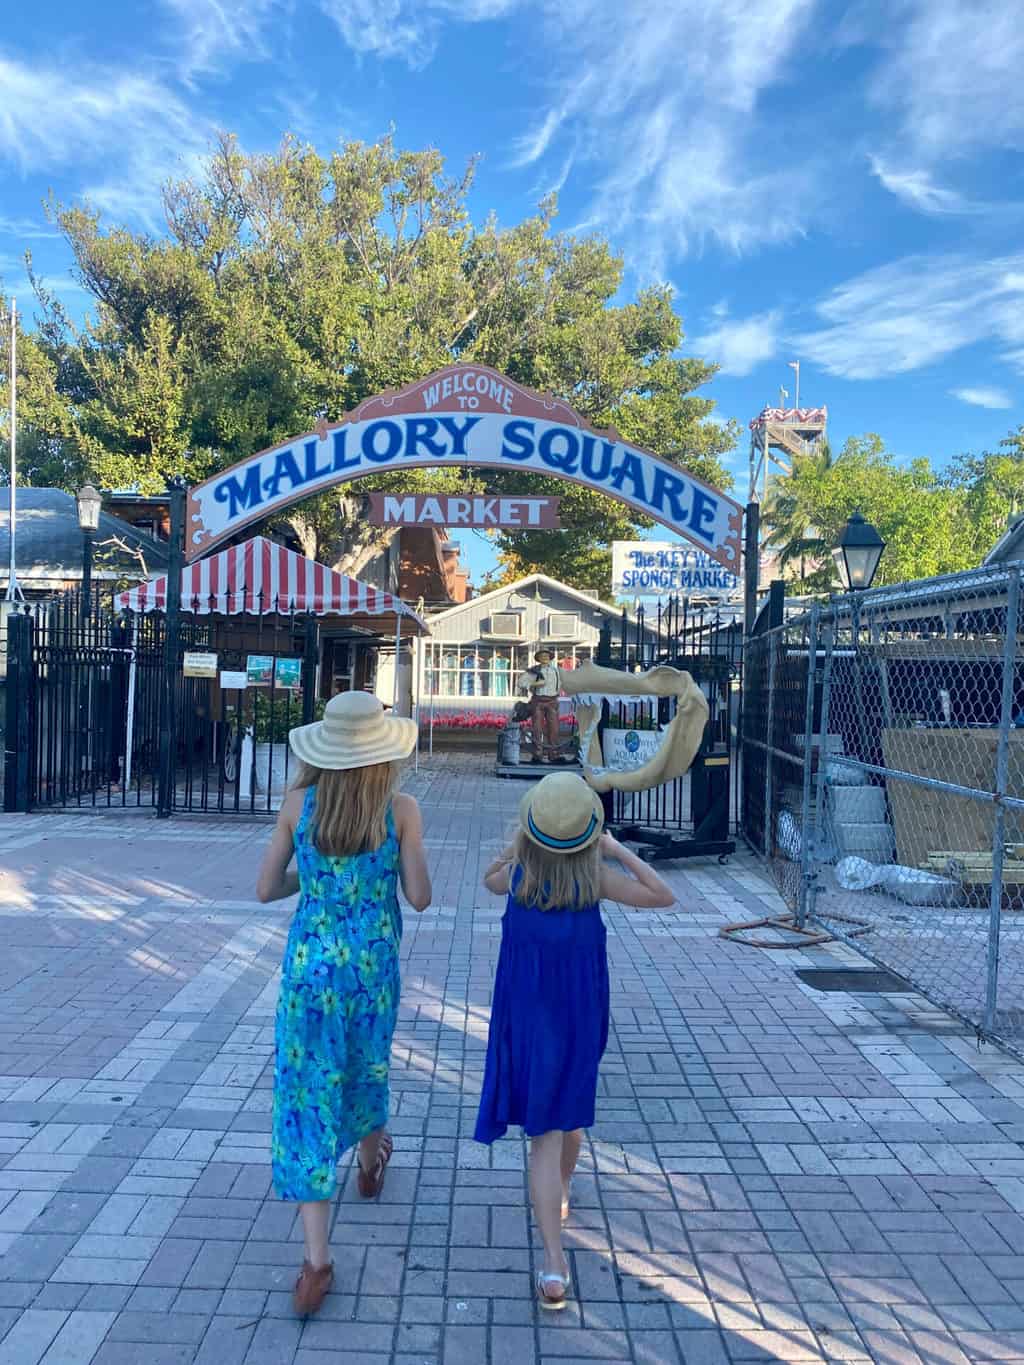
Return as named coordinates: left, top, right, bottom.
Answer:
left=0, top=754, right=1023, bottom=1364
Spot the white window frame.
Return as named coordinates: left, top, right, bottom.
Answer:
left=546, top=611, right=580, bottom=640
left=422, top=642, right=525, bottom=698
left=483, top=611, right=524, bottom=639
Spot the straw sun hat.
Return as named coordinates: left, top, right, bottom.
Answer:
left=289, top=690, right=417, bottom=770
left=520, top=772, right=604, bottom=854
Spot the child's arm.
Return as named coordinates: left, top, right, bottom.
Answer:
left=256, top=791, right=303, bottom=902
left=483, top=849, right=514, bottom=896
left=598, top=832, right=675, bottom=908
left=394, top=794, right=432, bottom=912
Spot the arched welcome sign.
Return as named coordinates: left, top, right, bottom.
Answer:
left=186, top=364, right=743, bottom=568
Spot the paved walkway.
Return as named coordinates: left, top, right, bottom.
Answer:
left=0, top=755, right=1023, bottom=1364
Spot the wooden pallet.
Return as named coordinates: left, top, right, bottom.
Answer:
left=922, top=849, right=1024, bottom=887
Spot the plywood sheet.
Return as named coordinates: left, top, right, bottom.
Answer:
left=881, top=728, right=1024, bottom=869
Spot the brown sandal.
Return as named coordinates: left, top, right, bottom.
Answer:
left=293, top=1259, right=334, bottom=1316
left=357, top=1131, right=393, bottom=1198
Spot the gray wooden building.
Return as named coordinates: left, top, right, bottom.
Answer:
left=419, top=573, right=659, bottom=723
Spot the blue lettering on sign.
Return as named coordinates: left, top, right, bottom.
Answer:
left=580, top=434, right=615, bottom=481
left=436, top=415, right=481, bottom=455
left=688, top=487, right=717, bottom=543
left=403, top=417, right=447, bottom=459
left=303, top=438, right=332, bottom=483
left=362, top=420, right=404, bottom=463
left=538, top=427, right=579, bottom=473
left=214, top=464, right=264, bottom=519
left=609, top=452, right=648, bottom=503
left=332, top=429, right=358, bottom=471
left=263, top=448, right=304, bottom=499
left=500, top=419, right=534, bottom=461
left=204, top=411, right=731, bottom=564
left=650, top=467, right=688, bottom=523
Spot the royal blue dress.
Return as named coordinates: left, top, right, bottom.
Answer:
left=474, top=867, right=610, bottom=1142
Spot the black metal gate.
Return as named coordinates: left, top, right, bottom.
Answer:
left=3, top=584, right=319, bottom=817
left=593, top=596, right=742, bottom=862
left=5, top=589, right=166, bottom=812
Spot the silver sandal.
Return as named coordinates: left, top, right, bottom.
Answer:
left=536, top=1270, right=570, bottom=1310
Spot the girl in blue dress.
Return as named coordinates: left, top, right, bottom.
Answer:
left=256, top=691, right=431, bottom=1317
left=475, top=771, right=674, bottom=1309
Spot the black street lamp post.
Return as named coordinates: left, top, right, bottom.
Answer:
left=76, top=484, right=102, bottom=617
left=832, top=511, right=885, bottom=592
left=832, top=511, right=885, bottom=765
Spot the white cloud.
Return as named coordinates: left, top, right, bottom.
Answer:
left=694, top=310, right=780, bottom=377
left=0, top=54, right=210, bottom=225
left=160, top=0, right=289, bottom=78
left=869, top=156, right=980, bottom=216
left=861, top=0, right=1024, bottom=228
left=515, top=0, right=819, bottom=263
left=0, top=215, right=59, bottom=241
left=317, top=0, right=818, bottom=261
left=869, top=0, right=1024, bottom=160
left=950, top=386, right=1013, bottom=410
left=319, top=0, right=518, bottom=69
left=797, top=252, right=1024, bottom=380
left=510, top=108, right=564, bottom=169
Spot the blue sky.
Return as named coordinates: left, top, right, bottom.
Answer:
left=2, top=0, right=1023, bottom=585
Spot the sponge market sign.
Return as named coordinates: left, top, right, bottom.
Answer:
left=186, top=365, right=743, bottom=568
left=613, top=541, right=741, bottom=599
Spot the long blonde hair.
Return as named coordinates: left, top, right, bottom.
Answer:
left=510, top=828, right=601, bottom=911
left=292, top=759, right=401, bottom=857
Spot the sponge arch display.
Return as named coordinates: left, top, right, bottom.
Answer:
left=558, top=662, right=709, bottom=795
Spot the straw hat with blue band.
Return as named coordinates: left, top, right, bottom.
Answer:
left=519, top=772, right=604, bottom=855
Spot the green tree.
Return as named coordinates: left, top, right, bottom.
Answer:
left=946, top=429, right=1024, bottom=553
left=763, top=435, right=984, bottom=592
left=5, top=133, right=735, bottom=592
left=762, top=439, right=833, bottom=584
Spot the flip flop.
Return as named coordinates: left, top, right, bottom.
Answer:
left=536, top=1270, right=570, bottom=1310
left=357, top=1131, right=393, bottom=1198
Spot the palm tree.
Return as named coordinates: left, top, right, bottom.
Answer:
left=762, top=439, right=833, bottom=591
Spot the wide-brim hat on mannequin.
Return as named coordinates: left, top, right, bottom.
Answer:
left=289, top=690, right=417, bottom=770
left=520, top=772, right=604, bottom=854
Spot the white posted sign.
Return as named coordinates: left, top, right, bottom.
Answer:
left=612, top=541, right=741, bottom=599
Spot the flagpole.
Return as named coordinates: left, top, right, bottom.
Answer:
left=5, top=297, right=23, bottom=602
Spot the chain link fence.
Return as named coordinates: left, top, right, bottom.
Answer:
left=741, top=563, right=1024, bottom=1055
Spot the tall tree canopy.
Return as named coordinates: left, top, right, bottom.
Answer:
left=0, top=133, right=737, bottom=591
left=763, top=434, right=1013, bottom=594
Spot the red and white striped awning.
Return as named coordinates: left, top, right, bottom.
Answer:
left=115, top=536, right=427, bottom=629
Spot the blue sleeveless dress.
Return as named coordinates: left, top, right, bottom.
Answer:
left=474, top=868, right=610, bottom=1143
left=271, top=787, right=402, bottom=1201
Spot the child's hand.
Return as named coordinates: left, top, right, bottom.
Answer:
left=599, top=832, right=624, bottom=859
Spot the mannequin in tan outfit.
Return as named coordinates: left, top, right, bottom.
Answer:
left=517, top=648, right=560, bottom=763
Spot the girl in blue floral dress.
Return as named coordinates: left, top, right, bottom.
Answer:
left=257, top=691, right=430, bottom=1317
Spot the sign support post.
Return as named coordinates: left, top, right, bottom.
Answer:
left=157, top=481, right=185, bottom=818
left=744, top=502, right=760, bottom=637
left=301, top=614, right=319, bottom=725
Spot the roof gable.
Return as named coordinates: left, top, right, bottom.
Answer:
left=1, top=487, right=169, bottom=580
left=428, top=572, right=628, bottom=625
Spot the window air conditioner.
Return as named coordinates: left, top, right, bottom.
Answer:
left=485, top=612, right=524, bottom=638
left=546, top=612, right=579, bottom=639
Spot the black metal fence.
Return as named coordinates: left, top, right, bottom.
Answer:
left=4, top=582, right=319, bottom=817
left=594, top=597, right=742, bottom=859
